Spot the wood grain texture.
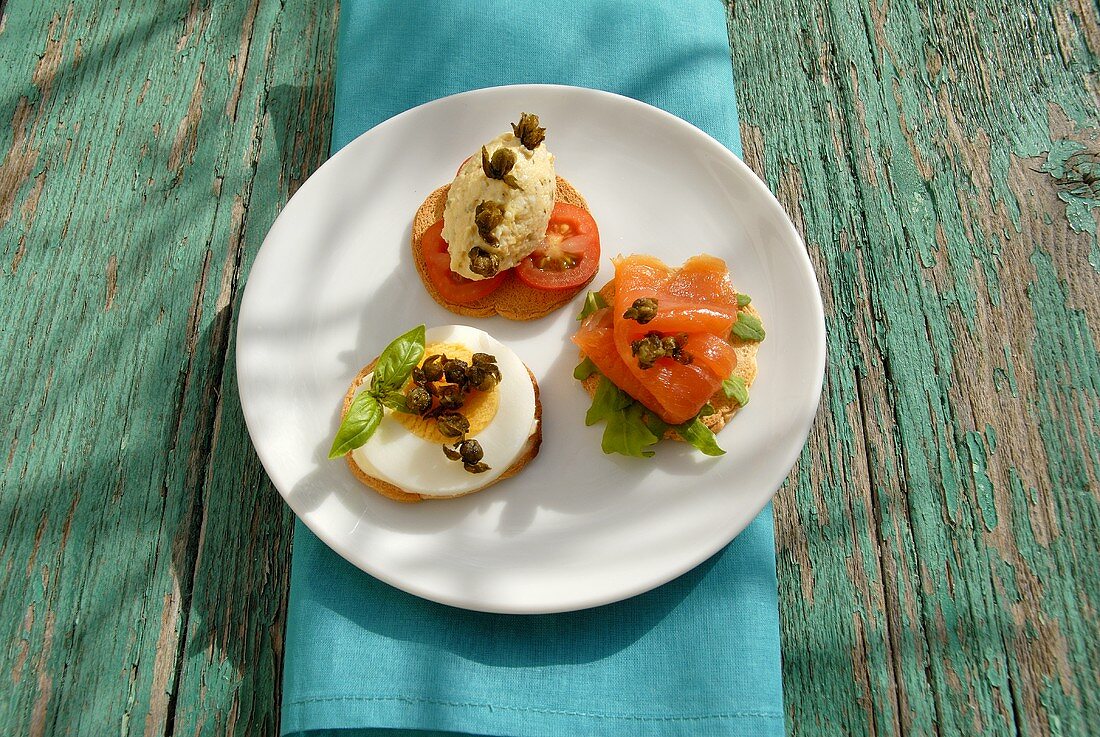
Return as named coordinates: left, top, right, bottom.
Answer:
left=1, top=0, right=1097, bottom=735
left=726, top=0, right=1100, bottom=734
left=0, top=0, right=336, bottom=735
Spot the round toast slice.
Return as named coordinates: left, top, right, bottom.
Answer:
left=412, top=176, right=595, bottom=321
left=577, top=279, right=761, bottom=440
left=341, top=359, right=543, bottom=503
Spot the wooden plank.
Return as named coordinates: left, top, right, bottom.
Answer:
left=727, top=0, right=1100, bottom=735
left=166, top=4, right=337, bottom=735
left=0, top=0, right=333, bottom=734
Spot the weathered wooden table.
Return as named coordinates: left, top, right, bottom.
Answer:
left=2, top=0, right=1097, bottom=734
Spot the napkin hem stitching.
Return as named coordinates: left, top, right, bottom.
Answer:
left=285, top=695, right=783, bottom=721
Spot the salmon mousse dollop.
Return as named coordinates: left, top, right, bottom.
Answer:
left=413, top=113, right=601, bottom=320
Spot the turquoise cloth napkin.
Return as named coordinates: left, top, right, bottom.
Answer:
left=281, top=2, right=786, bottom=735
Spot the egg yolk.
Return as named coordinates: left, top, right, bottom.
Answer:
left=394, top=342, right=500, bottom=443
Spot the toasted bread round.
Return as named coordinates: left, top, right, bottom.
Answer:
left=341, top=359, right=542, bottom=503
left=578, top=279, right=761, bottom=441
left=412, top=176, right=595, bottom=321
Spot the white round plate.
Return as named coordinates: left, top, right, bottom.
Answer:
left=237, top=84, right=824, bottom=614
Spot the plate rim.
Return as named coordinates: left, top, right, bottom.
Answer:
left=236, top=83, right=826, bottom=614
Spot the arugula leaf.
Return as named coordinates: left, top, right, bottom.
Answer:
left=731, top=312, right=765, bottom=342
left=643, top=410, right=669, bottom=438
left=328, top=392, right=384, bottom=458
left=674, top=418, right=725, bottom=456
left=370, top=324, right=426, bottom=394
left=378, top=390, right=411, bottom=413
left=601, top=402, right=660, bottom=458
left=582, top=378, right=724, bottom=458
left=573, top=357, right=598, bottom=381
left=585, top=376, right=632, bottom=426
left=577, top=291, right=608, bottom=320
left=722, top=376, right=750, bottom=406
left=736, top=292, right=752, bottom=307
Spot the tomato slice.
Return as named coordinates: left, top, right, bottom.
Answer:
left=515, top=203, right=600, bottom=291
left=421, top=219, right=506, bottom=304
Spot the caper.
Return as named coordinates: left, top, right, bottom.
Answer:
left=464, top=461, right=491, bottom=474
left=472, top=353, right=496, bottom=365
left=631, top=335, right=664, bottom=370
left=630, top=330, right=693, bottom=369
left=671, top=333, right=692, bottom=364
left=405, top=385, right=432, bottom=415
left=623, top=297, right=658, bottom=324
left=468, top=365, right=498, bottom=392
left=468, top=246, right=500, bottom=277
left=466, top=365, right=486, bottom=391
left=422, top=355, right=445, bottom=382
left=437, top=384, right=464, bottom=411
left=481, top=146, right=521, bottom=189
left=511, top=112, right=546, bottom=150
left=475, top=201, right=505, bottom=245
left=442, top=444, right=462, bottom=461
left=437, top=412, right=470, bottom=438
left=443, top=359, right=468, bottom=385
left=458, top=439, right=484, bottom=464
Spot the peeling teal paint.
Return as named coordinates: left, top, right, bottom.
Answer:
left=1041, top=139, right=1100, bottom=272
left=965, top=431, right=998, bottom=531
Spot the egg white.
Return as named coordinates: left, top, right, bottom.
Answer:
left=350, top=325, right=538, bottom=497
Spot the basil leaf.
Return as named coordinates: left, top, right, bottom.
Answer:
left=328, top=392, right=384, bottom=458
left=601, top=402, right=660, bottom=458
left=585, top=376, right=631, bottom=426
left=573, top=357, right=598, bottom=381
left=731, top=312, right=765, bottom=342
left=674, top=418, right=725, bottom=456
left=722, top=376, right=749, bottom=406
left=736, top=292, right=752, bottom=307
left=370, top=325, right=426, bottom=394
left=577, top=291, right=608, bottom=320
left=378, top=390, right=412, bottom=413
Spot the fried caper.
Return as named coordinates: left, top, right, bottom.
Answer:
left=631, top=334, right=665, bottom=370
left=405, top=385, right=432, bottom=415
left=437, top=384, right=464, bottom=411
left=511, top=113, right=546, bottom=150
left=630, top=331, right=692, bottom=370
left=442, top=358, right=468, bottom=385
left=475, top=201, right=505, bottom=245
left=481, top=146, right=521, bottom=189
left=466, top=364, right=498, bottom=392
left=472, top=353, right=496, bottom=365
left=458, top=439, right=484, bottom=464
left=437, top=412, right=470, bottom=438
left=623, top=297, right=658, bottom=325
left=468, top=246, right=500, bottom=277
left=421, top=354, right=445, bottom=382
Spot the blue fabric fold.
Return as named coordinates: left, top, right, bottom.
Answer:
left=281, top=2, right=785, bottom=735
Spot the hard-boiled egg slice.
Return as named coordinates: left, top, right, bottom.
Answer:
left=350, top=325, right=537, bottom=497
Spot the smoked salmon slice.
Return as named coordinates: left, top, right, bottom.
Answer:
left=574, top=254, right=741, bottom=425
left=573, top=308, right=667, bottom=416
